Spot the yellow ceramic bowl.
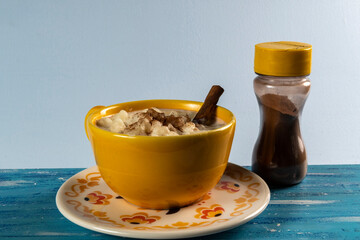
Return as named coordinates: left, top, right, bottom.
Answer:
left=85, top=100, right=236, bottom=209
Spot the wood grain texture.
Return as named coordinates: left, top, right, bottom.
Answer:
left=0, top=165, right=359, bottom=239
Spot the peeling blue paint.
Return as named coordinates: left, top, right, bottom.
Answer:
left=0, top=165, right=359, bottom=239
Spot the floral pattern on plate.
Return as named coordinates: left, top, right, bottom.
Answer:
left=56, top=163, right=270, bottom=239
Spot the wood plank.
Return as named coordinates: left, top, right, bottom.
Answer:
left=0, top=165, right=359, bottom=239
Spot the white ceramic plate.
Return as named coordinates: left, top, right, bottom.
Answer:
left=56, top=163, right=270, bottom=239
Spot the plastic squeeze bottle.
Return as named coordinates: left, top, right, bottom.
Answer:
left=252, top=41, right=312, bottom=186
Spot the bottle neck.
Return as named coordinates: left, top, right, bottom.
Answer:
left=255, top=74, right=310, bottom=86
left=254, top=74, right=311, bottom=118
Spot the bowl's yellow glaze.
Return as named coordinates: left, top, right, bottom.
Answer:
left=85, top=100, right=236, bottom=209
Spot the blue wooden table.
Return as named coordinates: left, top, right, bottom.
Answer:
left=1, top=165, right=359, bottom=239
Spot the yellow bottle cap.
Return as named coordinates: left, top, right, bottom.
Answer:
left=254, top=41, right=312, bottom=76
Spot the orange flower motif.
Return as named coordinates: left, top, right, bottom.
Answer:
left=172, top=221, right=189, bottom=227
left=235, top=197, right=247, bottom=203
left=77, top=179, right=87, bottom=184
left=77, top=176, right=100, bottom=188
left=84, top=191, right=113, bottom=205
left=195, top=204, right=225, bottom=219
left=235, top=196, right=258, bottom=204
left=65, top=172, right=101, bottom=197
left=215, top=181, right=240, bottom=193
left=120, top=212, right=161, bottom=225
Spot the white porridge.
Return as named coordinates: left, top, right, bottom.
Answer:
left=96, top=108, right=226, bottom=136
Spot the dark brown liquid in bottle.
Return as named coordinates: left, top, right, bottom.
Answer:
left=252, top=94, right=307, bottom=187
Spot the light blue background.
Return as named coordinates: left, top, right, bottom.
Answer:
left=1, top=0, right=359, bottom=168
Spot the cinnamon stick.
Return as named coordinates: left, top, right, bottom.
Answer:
left=193, top=85, right=224, bottom=125
left=260, top=94, right=298, bottom=117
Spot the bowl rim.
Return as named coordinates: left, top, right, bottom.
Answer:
left=86, top=99, right=236, bottom=139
